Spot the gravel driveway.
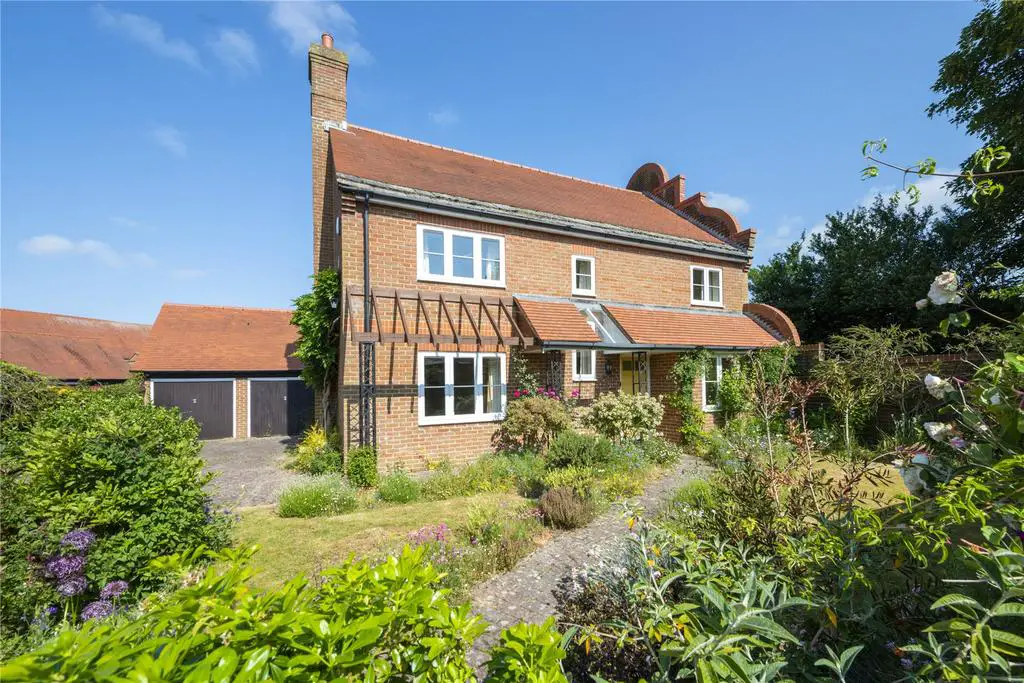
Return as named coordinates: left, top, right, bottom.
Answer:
left=202, top=437, right=310, bottom=508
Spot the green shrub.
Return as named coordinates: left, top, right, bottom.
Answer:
left=286, top=425, right=343, bottom=475
left=497, top=396, right=572, bottom=451
left=539, top=487, right=596, bottom=529
left=1, top=546, right=486, bottom=681
left=586, top=391, right=664, bottom=441
left=422, top=453, right=547, bottom=500
left=0, top=380, right=230, bottom=646
left=377, top=469, right=421, bottom=504
left=346, top=445, right=378, bottom=488
left=639, top=436, right=685, bottom=465
left=546, top=430, right=613, bottom=469
left=485, top=617, right=568, bottom=682
left=670, top=397, right=708, bottom=448
left=277, top=475, right=358, bottom=518
left=599, top=470, right=646, bottom=499
left=542, top=466, right=596, bottom=499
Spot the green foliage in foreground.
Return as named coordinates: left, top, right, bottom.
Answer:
left=0, top=545, right=567, bottom=681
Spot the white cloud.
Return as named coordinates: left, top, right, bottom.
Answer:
left=20, top=235, right=155, bottom=269
left=428, top=106, right=460, bottom=127
left=210, top=28, right=259, bottom=73
left=171, top=268, right=207, bottom=280
left=705, top=192, right=750, bottom=216
left=269, top=2, right=372, bottom=63
left=92, top=5, right=201, bottom=69
left=152, top=125, right=187, bottom=157
left=860, top=171, right=955, bottom=213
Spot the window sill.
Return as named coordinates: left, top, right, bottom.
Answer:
left=702, top=406, right=721, bottom=413
left=690, top=301, right=725, bottom=309
left=417, top=273, right=506, bottom=289
left=572, top=376, right=596, bottom=382
left=572, top=290, right=596, bottom=298
left=419, top=412, right=505, bottom=427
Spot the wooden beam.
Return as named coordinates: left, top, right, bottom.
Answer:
left=480, top=301, right=505, bottom=345
left=438, top=296, right=461, bottom=345
left=394, top=291, right=410, bottom=343
left=498, top=299, right=527, bottom=345
left=416, top=292, right=437, bottom=345
left=370, top=289, right=385, bottom=343
left=458, top=296, right=482, bottom=344
left=348, top=285, right=513, bottom=307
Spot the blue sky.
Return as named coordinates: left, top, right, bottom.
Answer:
left=2, top=1, right=980, bottom=323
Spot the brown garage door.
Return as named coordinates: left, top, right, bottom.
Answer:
left=250, top=379, right=314, bottom=437
left=153, top=380, right=234, bottom=440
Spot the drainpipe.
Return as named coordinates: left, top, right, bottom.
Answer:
left=362, top=191, right=371, bottom=333
left=358, top=192, right=376, bottom=448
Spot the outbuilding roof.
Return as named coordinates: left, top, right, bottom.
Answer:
left=0, top=308, right=150, bottom=380
left=330, top=125, right=738, bottom=250
left=134, top=304, right=302, bottom=373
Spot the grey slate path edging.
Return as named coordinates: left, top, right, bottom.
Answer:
left=468, top=455, right=710, bottom=667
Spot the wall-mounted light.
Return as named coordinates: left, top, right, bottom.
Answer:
left=605, top=357, right=614, bottom=376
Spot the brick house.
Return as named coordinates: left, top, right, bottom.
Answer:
left=308, top=34, right=799, bottom=471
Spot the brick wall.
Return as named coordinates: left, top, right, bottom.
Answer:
left=333, top=195, right=750, bottom=470
left=235, top=378, right=248, bottom=438
left=309, top=42, right=347, bottom=274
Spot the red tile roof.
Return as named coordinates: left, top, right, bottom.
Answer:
left=0, top=308, right=150, bottom=380
left=330, top=126, right=729, bottom=246
left=605, top=306, right=780, bottom=348
left=134, top=304, right=302, bottom=373
left=516, top=299, right=600, bottom=343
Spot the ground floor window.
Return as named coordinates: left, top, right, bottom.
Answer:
left=572, top=350, right=596, bottom=381
left=702, top=356, right=732, bottom=411
left=418, top=352, right=506, bottom=425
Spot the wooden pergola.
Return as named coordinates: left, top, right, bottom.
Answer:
left=345, top=286, right=534, bottom=346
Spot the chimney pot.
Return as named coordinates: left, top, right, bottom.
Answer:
left=321, top=32, right=334, bottom=49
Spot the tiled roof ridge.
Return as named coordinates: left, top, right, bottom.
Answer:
left=2, top=308, right=150, bottom=329
left=642, top=190, right=739, bottom=248
left=347, top=124, right=641, bottom=196
left=161, top=302, right=294, bottom=314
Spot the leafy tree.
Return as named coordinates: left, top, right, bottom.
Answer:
left=291, top=268, right=340, bottom=430
left=751, top=197, right=945, bottom=343
left=927, top=0, right=1024, bottom=288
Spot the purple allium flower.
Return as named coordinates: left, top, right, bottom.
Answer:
left=45, top=605, right=59, bottom=617
left=100, top=580, right=129, bottom=599
left=57, top=576, right=88, bottom=597
left=949, top=436, right=968, bottom=450
left=80, top=600, right=114, bottom=621
left=45, top=554, right=86, bottom=580
left=61, top=529, right=96, bottom=552
left=900, top=658, right=913, bottom=670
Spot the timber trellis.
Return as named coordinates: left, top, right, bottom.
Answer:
left=345, top=286, right=534, bottom=347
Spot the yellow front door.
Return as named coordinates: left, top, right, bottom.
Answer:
left=620, top=356, right=635, bottom=394
left=620, top=353, right=648, bottom=394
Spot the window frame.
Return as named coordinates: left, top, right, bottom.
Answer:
left=572, top=349, right=596, bottom=382
left=417, top=351, right=507, bottom=426
left=416, top=224, right=506, bottom=288
left=690, top=265, right=724, bottom=307
left=701, top=355, right=732, bottom=412
left=571, top=255, right=596, bottom=297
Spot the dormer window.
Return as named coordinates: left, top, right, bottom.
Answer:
left=572, top=255, right=595, bottom=296
left=691, top=266, right=723, bottom=307
left=417, top=224, right=505, bottom=288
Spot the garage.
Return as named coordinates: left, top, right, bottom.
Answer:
left=249, top=378, right=314, bottom=437
left=152, top=379, right=235, bottom=439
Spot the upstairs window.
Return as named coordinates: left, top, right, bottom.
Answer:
left=418, top=352, right=506, bottom=425
left=691, top=266, right=723, bottom=307
left=417, top=225, right=505, bottom=288
left=572, top=255, right=596, bottom=296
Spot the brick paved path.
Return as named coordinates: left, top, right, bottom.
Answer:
left=468, top=456, right=709, bottom=667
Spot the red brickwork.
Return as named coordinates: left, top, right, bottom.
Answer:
left=235, top=378, right=248, bottom=439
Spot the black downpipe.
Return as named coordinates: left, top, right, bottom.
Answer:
left=358, top=192, right=377, bottom=448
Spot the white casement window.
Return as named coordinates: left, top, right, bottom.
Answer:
left=572, top=350, right=596, bottom=381
left=571, top=255, right=596, bottom=296
left=691, top=266, right=723, bottom=307
left=417, top=224, right=505, bottom=288
left=418, top=352, right=506, bottom=425
left=701, top=356, right=733, bottom=411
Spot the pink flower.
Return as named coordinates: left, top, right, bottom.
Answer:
left=571, top=389, right=580, bottom=398
left=513, top=390, right=521, bottom=398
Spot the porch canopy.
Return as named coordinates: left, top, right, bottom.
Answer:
left=514, top=295, right=789, bottom=352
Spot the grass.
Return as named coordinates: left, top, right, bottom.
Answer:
left=815, top=459, right=909, bottom=506
left=234, top=492, right=525, bottom=590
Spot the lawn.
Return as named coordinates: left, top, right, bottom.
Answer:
left=816, top=459, right=909, bottom=506
left=234, top=492, right=526, bottom=590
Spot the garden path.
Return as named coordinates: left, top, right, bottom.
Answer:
left=468, top=455, right=710, bottom=667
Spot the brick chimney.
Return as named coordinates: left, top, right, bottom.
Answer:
left=309, top=32, right=348, bottom=272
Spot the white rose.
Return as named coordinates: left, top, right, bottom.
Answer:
left=923, top=422, right=952, bottom=441
left=924, top=374, right=954, bottom=399
left=915, top=299, right=929, bottom=310
left=927, top=271, right=963, bottom=306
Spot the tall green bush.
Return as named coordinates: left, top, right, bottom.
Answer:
left=545, top=430, right=613, bottom=469
left=292, top=268, right=340, bottom=429
left=0, top=378, right=231, bottom=647
left=585, top=392, right=664, bottom=441
left=497, top=396, right=571, bottom=451
left=346, top=445, right=378, bottom=488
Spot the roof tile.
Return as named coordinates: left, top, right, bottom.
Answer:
left=516, top=299, right=600, bottom=343
left=331, top=126, right=729, bottom=246
left=0, top=308, right=150, bottom=380
left=134, top=304, right=302, bottom=373
left=606, top=306, right=779, bottom=348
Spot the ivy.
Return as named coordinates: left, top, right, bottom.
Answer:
left=291, top=268, right=340, bottom=429
left=667, top=350, right=712, bottom=447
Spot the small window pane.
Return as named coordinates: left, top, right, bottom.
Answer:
left=453, top=358, right=476, bottom=415
left=482, top=260, right=501, bottom=280
left=692, top=268, right=705, bottom=300
left=424, top=388, right=445, bottom=417
left=575, top=273, right=592, bottom=291
left=453, top=235, right=473, bottom=258
left=482, top=357, right=501, bottom=413
left=453, top=358, right=475, bottom=385
left=423, top=230, right=445, bottom=276
left=576, top=351, right=593, bottom=377
left=575, top=259, right=591, bottom=277
left=424, top=357, right=445, bottom=386
left=708, top=270, right=722, bottom=303
left=481, top=238, right=500, bottom=262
